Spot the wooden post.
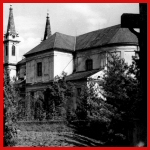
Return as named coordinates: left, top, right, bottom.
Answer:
left=121, top=3, right=147, bottom=146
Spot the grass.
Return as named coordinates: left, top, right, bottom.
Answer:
left=14, top=122, right=75, bottom=147
left=16, top=122, right=72, bottom=132
left=14, top=122, right=104, bottom=147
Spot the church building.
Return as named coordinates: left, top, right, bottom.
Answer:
left=4, top=5, right=139, bottom=120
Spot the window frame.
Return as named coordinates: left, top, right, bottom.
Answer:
left=6, top=45, right=8, bottom=56
left=12, top=45, right=15, bottom=56
left=86, top=59, right=93, bottom=71
left=37, top=62, right=42, bottom=77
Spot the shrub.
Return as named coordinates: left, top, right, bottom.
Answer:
left=4, top=69, right=19, bottom=146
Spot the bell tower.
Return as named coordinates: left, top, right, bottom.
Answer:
left=43, top=12, right=51, bottom=41
left=4, top=5, right=20, bottom=79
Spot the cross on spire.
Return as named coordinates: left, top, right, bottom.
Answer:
left=43, top=11, right=51, bottom=41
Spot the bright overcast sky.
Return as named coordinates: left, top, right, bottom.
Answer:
left=3, top=3, right=139, bottom=61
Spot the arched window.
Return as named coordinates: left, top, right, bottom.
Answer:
left=86, top=59, right=93, bottom=71
left=12, top=45, right=15, bottom=56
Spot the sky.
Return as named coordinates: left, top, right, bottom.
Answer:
left=3, top=3, right=139, bottom=61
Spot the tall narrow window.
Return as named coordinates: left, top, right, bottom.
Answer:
left=12, top=45, right=15, bottom=56
left=37, top=62, right=42, bottom=77
left=6, top=45, right=8, bottom=56
left=86, top=59, right=93, bottom=71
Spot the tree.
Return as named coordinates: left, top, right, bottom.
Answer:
left=101, top=53, right=142, bottom=119
left=75, top=85, right=89, bottom=120
left=73, top=53, right=142, bottom=145
left=43, top=72, right=74, bottom=120
left=4, top=69, right=19, bottom=146
left=99, top=53, right=142, bottom=145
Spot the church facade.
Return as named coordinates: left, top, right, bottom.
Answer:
left=4, top=6, right=139, bottom=120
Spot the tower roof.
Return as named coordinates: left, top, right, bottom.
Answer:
left=43, top=13, right=51, bottom=41
left=7, top=5, right=16, bottom=35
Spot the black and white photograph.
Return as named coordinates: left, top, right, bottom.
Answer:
left=3, top=3, right=147, bottom=147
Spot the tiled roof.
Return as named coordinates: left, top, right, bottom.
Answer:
left=76, top=24, right=138, bottom=50
left=54, top=32, right=76, bottom=50
left=24, top=32, right=75, bottom=56
left=24, top=24, right=138, bottom=57
left=17, top=58, right=26, bottom=65
left=65, top=69, right=100, bottom=81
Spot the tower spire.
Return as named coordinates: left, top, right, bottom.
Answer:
left=7, top=5, right=16, bottom=35
left=4, top=5, right=20, bottom=80
left=43, top=12, right=51, bottom=41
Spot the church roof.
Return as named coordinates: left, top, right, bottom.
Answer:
left=65, top=69, right=100, bottom=81
left=24, top=24, right=138, bottom=57
left=17, top=58, right=26, bottom=65
left=76, top=24, right=138, bottom=51
left=24, top=32, right=75, bottom=56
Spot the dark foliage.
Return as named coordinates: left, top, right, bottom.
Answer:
left=100, top=53, right=142, bottom=145
left=102, top=53, right=142, bottom=120
left=69, top=53, right=142, bottom=146
left=43, top=74, right=74, bottom=120
left=4, top=69, right=19, bottom=146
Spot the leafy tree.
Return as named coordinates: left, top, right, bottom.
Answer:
left=72, top=53, right=142, bottom=145
left=4, top=69, right=19, bottom=146
left=75, top=86, right=89, bottom=120
left=101, top=53, right=142, bottom=120
left=97, top=53, right=142, bottom=145
left=43, top=72, right=73, bottom=120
